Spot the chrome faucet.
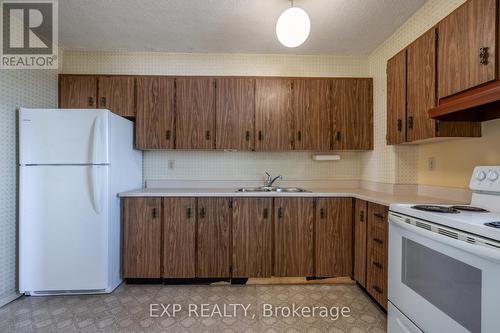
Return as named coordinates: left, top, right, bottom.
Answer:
left=265, top=171, right=283, bottom=187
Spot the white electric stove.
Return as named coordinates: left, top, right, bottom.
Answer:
left=388, top=166, right=500, bottom=333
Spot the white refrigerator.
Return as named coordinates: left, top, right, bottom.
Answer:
left=19, top=108, right=142, bottom=295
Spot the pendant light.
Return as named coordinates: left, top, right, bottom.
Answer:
left=276, top=0, right=311, bottom=48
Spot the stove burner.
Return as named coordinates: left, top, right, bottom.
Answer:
left=485, top=222, right=500, bottom=229
left=412, top=205, right=460, bottom=214
left=451, top=205, right=489, bottom=213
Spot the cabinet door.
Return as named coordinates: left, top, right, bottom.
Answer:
left=98, top=77, right=135, bottom=117
left=59, top=75, right=97, bottom=108
left=294, top=79, right=332, bottom=151
left=315, top=198, right=353, bottom=277
left=353, top=199, right=368, bottom=287
left=366, top=202, right=388, bottom=310
left=274, top=198, right=314, bottom=277
left=163, top=198, right=196, bottom=278
left=387, top=50, right=407, bottom=145
left=197, top=198, right=231, bottom=277
left=135, top=77, right=176, bottom=149
left=332, top=79, right=373, bottom=150
left=176, top=77, right=216, bottom=149
left=232, top=198, right=272, bottom=278
left=255, top=78, right=294, bottom=150
left=122, top=198, right=162, bottom=278
left=407, top=29, right=436, bottom=142
left=438, top=0, right=497, bottom=99
left=216, top=78, right=255, bottom=150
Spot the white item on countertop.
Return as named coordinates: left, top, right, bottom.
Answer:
left=19, top=108, right=142, bottom=296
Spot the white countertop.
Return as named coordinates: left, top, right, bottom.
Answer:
left=118, top=187, right=463, bottom=207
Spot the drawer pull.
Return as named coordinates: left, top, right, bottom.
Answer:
left=397, top=119, right=403, bottom=132
left=100, top=97, right=107, bottom=107
left=87, top=97, right=94, bottom=107
left=245, top=130, right=251, bottom=141
left=373, top=238, right=384, bottom=245
left=374, top=212, right=385, bottom=220
left=372, top=285, right=383, bottom=294
left=360, top=210, right=365, bottom=222
left=320, top=208, right=326, bottom=219
left=205, top=130, right=211, bottom=140
left=152, top=207, right=157, bottom=219
left=277, top=207, right=283, bottom=219
left=166, top=130, right=171, bottom=140
left=373, top=261, right=383, bottom=269
left=258, top=131, right=263, bottom=141
left=297, top=131, right=302, bottom=142
left=200, top=207, right=206, bottom=218
left=263, top=208, right=268, bottom=219
left=479, top=47, right=489, bottom=65
left=186, top=207, right=191, bottom=219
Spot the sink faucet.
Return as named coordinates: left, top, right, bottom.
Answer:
left=265, top=171, right=283, bottom=187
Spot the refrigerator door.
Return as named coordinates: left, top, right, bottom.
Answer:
left=19, top=108, right=109, bottom=165
left=19, top=165, right=109, bottom=293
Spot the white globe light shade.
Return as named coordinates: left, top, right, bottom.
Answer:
left=276, top=7, right=311, bottom=48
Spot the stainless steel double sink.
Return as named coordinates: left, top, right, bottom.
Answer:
left=236, top=186, right=309, bottom=193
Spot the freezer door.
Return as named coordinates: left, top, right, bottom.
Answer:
left=19, top=165, right=109, bottom=293
left=19, top=108, right=109, bottom=165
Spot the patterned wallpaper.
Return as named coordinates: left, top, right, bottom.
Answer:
left=62, top=50, right=370, bottom=181
left=363, top=0, right=467, bottom=184
left=0, top=69, right=58, bottom=307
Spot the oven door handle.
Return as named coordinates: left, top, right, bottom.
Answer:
left=390, top=217, right=500, bottom=264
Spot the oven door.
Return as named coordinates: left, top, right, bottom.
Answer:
left=389, top=213, right=500, bottom=333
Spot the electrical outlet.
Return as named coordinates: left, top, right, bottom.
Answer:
left=168, top=160, right=175, bottom=169
left=428, top=157, right=436, bottom=171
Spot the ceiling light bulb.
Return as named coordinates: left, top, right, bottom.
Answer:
left=276, top=7, right=311, bottom=48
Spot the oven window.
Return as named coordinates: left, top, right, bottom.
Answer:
left=402, top=237, right=482, bottom=333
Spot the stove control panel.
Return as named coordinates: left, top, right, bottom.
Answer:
left=470, top=166, right=500, bottom=192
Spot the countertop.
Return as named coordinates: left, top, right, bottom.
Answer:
left=118, top=187, right=464, bottom=207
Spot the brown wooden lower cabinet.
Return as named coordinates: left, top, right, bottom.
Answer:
left=315, top=198, right=353, bottom=277
left=232, top=198, right=273, bottom=278
left=353, top=199, right=368, bottom=287
left=274, top=198, right=315, bottom=277
left=196, top=198, right=231, bottom=278
left=122, top=197, right=162, bottom=278
left=366, top=202, right=389, bottom=310
left=163, top=197, right=196, bottom=278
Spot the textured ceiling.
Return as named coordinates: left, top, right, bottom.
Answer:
left=59, top=0, right=426, bottom=55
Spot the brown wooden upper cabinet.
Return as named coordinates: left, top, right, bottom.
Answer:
left=135, top=77, right=176, bottom=149
left=315, top=198, right=353, bottom=277
left=332, top=79, right=373, bottom=150
left=196, top=197, right=231, bottom=278
left=386, top=50, right=407, bottom=145
left=122, top=198, right=162, bottom=278
left=293, top=79, right=332, bottom=151
left=216, top=78, right=255, bottom=150
left=163, top=197, right=196, bottom=278
left=98, top=76, right=135, bottom=117
left=232, top=198, right=273, bottom=278
left=387, top=25, right=481, bottom=145
left=176, top=77, right=216, bottom=149
left=59, top=75, right=97, bottom=108
left=274, top=197, right=314, bottom=277
left=438, top=0, right=497, bottom=100
left=255, top=78, right=294, bottom=151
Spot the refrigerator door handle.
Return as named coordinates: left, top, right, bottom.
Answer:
left=90, top=166, right=104, bottom=214
left=91, top=114, right=106, bottom=164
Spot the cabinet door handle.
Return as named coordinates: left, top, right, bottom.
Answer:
left=397, top=119, right=403, bottom=132
left=166, top=130, right=171, bottom=140
left=479, top=47, right=489, bottom=65
left=152, top=207, right=157, bottom=219
left=277, top=207, right=283, bottom=219
left=360, top=210, right=365, bottom=222
left=205, top=131, right=211, bottom=140
left=245, top=130, right=250, bottom=142
left=335, top=131, right=341, bottom=142
left=186, top=207, right=191, bottom=219
left=407, top=116, right=414, bottom=130
left=263, top=208, right=268, bottom=219
left=372, top=285, right=383, bottom=294
left=320, top=208, right=326, bottom=219
left=258, top=131, right=263, bottom=141
left=373, top=238, right=384, bottom=245
left=199, top=207, right=206, bottom=218
left=374, top=212, right=385, bottom=220
left=297, top=131, right=302, bottom=142
left=100, top=97, right=106, bottom=107
left=373, top=261, right=383, bottom=269
left=87, top=97, right=94, bottom=107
